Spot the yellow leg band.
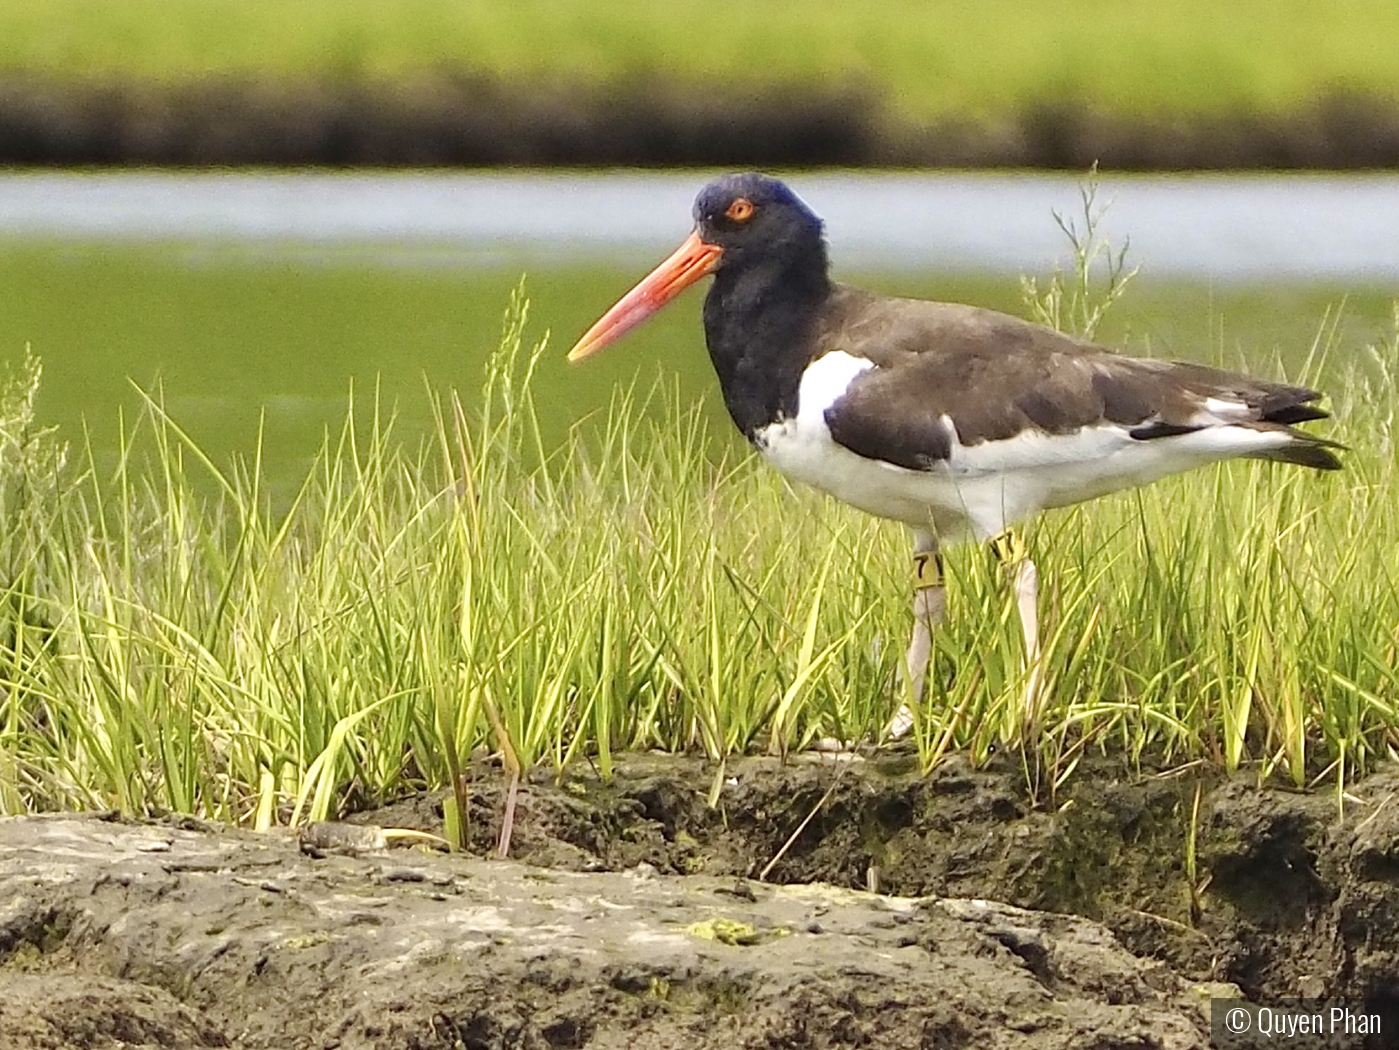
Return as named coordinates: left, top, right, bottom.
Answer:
left=912, top=550, right=945, bottom=590
left=989, top=528, right=1027, bottom=566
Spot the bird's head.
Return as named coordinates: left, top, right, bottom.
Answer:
left=692, top=173, right=824, bottom=268
left=567, top=173, right=824, bottom=362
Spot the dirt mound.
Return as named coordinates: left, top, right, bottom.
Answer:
left=4, top=811, right=1216, bottom=1050
left=363, top=752, right=1399, bottom=1000
left=3, top=754, right=1398, bottom=1048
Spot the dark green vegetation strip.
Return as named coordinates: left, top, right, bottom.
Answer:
left=4, top=0, right=1399, bottom=167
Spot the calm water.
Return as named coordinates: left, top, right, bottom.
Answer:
left=1, top=172, right=1396, bottom=489
left=4, top=170, right=1399, bottom=278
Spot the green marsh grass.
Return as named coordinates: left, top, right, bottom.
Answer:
left=5, top=0, right=1399, bottom=122
left=1, top=274, right=1397, bottom=831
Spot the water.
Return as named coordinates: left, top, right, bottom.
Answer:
left=3, top=170, right=1399, bottom=279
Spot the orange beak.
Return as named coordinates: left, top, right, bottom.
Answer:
left=567, top=230, right=722, bottom=362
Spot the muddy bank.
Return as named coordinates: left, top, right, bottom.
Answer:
left=363, top=752, right=1399, bottom=1000
left=2, top=812, right=1219, bottom=1050
left=3, top=754, right=1398, bottom=1048
left=4, top=75, right=1399, bottom=169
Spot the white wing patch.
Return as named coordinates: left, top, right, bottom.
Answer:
left=794, top=350, right=875, bottom=423
left=752, top=350, right=872, bottom=479
left=1195, top=397, right=1256, bottom=425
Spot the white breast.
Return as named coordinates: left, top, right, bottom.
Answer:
left=754, top=350, right=980, bottom=534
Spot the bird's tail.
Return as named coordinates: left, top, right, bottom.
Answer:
left=1248, top=382, right=1344, bottom=471
left=1250, top=426, right=1346, bottom=471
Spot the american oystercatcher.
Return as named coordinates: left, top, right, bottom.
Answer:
left=568, top=173, right=1341, bottom=740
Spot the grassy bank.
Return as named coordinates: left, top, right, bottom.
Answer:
left=2, top=272, right=1397, bottom=831
left=5, top=0, right=1399, bottom=123
left=5, top=2, right=1399, bottom=167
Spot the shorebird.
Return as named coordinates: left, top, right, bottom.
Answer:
left=567, top=173, right=1341, bottom=741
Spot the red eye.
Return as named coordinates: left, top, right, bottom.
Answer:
left=725, top=198, right=755, bottom=222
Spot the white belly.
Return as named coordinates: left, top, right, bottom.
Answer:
left=753, top=351, right=1293, bottom=543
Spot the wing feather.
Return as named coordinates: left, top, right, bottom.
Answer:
left=816, top=288, right=1338, bottom=472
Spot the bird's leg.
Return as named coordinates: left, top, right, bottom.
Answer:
left=887, top=533, right=945, bottom=740
left=989, top=528, right=1043, bottom=738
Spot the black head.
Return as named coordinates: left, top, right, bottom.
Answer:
left=692, top=173, right=827, bottom=273
left=566, top=173, right=829, bottom=365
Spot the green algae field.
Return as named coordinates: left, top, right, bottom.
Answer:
left=4, top=236, right=1396, bottom=488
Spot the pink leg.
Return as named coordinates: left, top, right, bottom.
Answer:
left=991, top=530, right=1044, bottom=737
left=887, top=532, right=945, bottom=740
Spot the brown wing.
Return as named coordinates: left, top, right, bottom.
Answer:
left=816, top=287, right=1338, bottom=471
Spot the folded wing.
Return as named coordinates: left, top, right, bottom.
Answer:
left=817, top=293, right=1341, bottom=474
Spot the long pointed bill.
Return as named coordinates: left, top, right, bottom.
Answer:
left=567, top=230, right=722, bottom=362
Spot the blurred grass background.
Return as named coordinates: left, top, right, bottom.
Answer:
left=3, top=0, right=1397, bottom=121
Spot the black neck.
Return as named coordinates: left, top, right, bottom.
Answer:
left=702, top=252, right=832, bottom=440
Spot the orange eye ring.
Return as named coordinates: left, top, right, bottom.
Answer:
left=725, top=198, right=755, bottom=223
